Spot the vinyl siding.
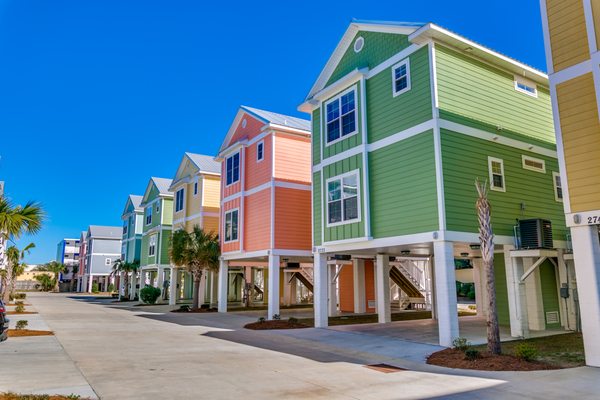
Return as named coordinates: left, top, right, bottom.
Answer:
left=229, top=114, right=264, bottom=148
left=246, top=134, right=272, bottom=189
left=313, top=172, right=322, bottom=246
left=221, top=198, right=241, bottom=253
left=540, top=260, right=561, bottom=328
left=338, top=266, right=354, bottom=312
left=312, top=108, right=321, bottom=164
left=203, top=216, right=219, bottom=236
left=442, top=130, right=567, bottom=240
left=436, top=44, right=555, bottom=145
left=274, top=134, right=312, bottom=184
left=367, top=46, right=432, bottom=142
left=202, top=176, right=221, bottom=208
left=546, top=0, right=590, bottom=72
left=369, top=130, right=439, bottom=237
left=159, top=231, right=171, bottom=265
left=244, top=190, right=271, bottom=252
left=556, top=73, right=600, bottom=212
left=162, top=199, right=173, bottom=225
left=274, top=187, right=312, bottom=250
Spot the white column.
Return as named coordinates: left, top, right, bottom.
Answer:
left=283, top=271, right=291, bottom=306
left=504, top=245, right=529, bottom=338
left=129, top=272, right=136, bottom=300
left=139, top=270, right=146, bottom=292
left=267, top=254, right=280, bottom=320
left=119, top=271, right=125, bottom=296
left=523, top=258, right=545, bottom=331
left=353, top=258, right=366, bottom=314
left=210, top=270, right=218, bottom=307
left=198, top=269, right=207, bottom=306
left=289, top=272, right=297, bottom=305
left=169, top=268, right=177, bottom=306
left=571, top=224, right=600, bottom=367
left=472, top=258, right=487, bottom=318
left=433, top=241, right=459, bottom=347
left=156, top=267, right=165, bottom=302
left=313, top=253, right=328, bottom=328
left=328, top=264, right=338, bottom=316
left=375, top=254, right=391, bottom=323
left=218, top=259, right=228, bottom=313
left=87, top=275, right=93, bottom=293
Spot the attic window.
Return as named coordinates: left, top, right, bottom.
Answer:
left=241, top=118, right=247, bottom=128
left=514, top=76, right=537, bottom=98
left=354, top=36, right=364, bottom=53
left=522, top=155, right=546, bottom=173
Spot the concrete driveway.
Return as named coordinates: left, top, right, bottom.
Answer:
left=1, top=293, right=599, bottom=399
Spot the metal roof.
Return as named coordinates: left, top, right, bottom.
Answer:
left=129, top=195, right=143, bottom=210
left=151, top=177, right=173, bottom=195
left=185, top=152, right=221, bottom=174
left=88, top=225, right=122, bottom=239
left=241, top=106, right=311, bottom=132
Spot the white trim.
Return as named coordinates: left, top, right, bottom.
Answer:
left=552, top=171, right=563, bottom=203
left=514, top=75, right=538, bottom=98
left=223, top=208, right=240, bottom=243
left=225, top=151, right=241, bottom=187
left=325, top=170, right=362, bottom=228
left=175, top=187, right=185, bottom=213
left=429, top=42, right=445, bottom=231
left=257, top=140, right=265, bottom=162
left=323, top=85, right=359, bottom=148
left=239, top=147, right=246, bottom=251
left=221, top=249, right=314, bottom=261
left=583, top=0, right=598, bottom=54
left=221, top=180, right=311, bottom=205
left=312, top=69, right=367, bottom=103
left=522, top=155, right=546, bottom=173
left=488, top=156, right=506, bottom=192
left=148, top=234, right=157, bottom=257
left=193, top=177, right=199, bottom=197
left=353, top=36, right=364, bottom=53
left=312, top=145, right=365, bottom=172
left=359, top=76, right=371, bottom=238
left=367, top=44, right=423, bottom=79
left=566, top=210, right=600, bottom=227
left=320, top=236, right=372, bottom=247
left=270, top=135, right=276, bottom=249
left=200, top=176, right=205, bottom=205
left=320, top=169, right=325, bottom=246
left=391, top=58, right=411, bottom=97
left=539, top=0, right=554, bottom=75
left=429, top=42, right=440, bottom=112
left=548, top=84, right=571, bottom=213
left=550, top=59, right=593, bottom=86
left=172, top=211, right=220, bottom=225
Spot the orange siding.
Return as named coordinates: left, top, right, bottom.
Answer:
left=244, top=190, right=271, bottom=252
left=229, top=114, right=264, bottom=147
left=365, top=260, right=375, bottom=313
left=274, top=187, right=312, bottom=250
left=245, top=134, right=272, bottom=190
left=221, top=198, right=241, bottom=253
left=222, top=160, right=242, bottom=199
left=274, top=134, right=312, bottom=184
left=339, top=266, right=354, bottom=312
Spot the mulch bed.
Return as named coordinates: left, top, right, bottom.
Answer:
left=7, top=329, right=54, bottom=338
left=6, top=311, right=37, bottom=315
left=427, top=348, right=560, bottom=371
left=171, top=308, right=218, bottom=313
left=244, top=320, right=309, bottom=330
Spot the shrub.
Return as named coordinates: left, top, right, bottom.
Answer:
left=179, top=305, right=190, bottom=312
left=467, top=288, right=476, bottom=300
left=107, top=283, right=115, bottom=293
left=9, top=292, right=26, bottom=301
left=288, top=317, right=298, bottom=324
left=258, top=317, right=266, bottom=323
left=15, top=302, right=25, bottom=313
left=272, top=314, right=281, bottom=320
left=140, top=285, right=161, bottom=304
left=15, top=320, right=28, bottom=330
left=452, top=337, right=471, bottom=352
left=515, top=343, right=538, bottom=361
left=464, top=348, right=480, bottom=361
left=91, top=282, right=99, bottom=293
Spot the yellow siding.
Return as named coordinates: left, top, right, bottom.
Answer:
left=547, top=0, right=590, bottom=72
left=185, top=179, right=202, bottom=217
left=593, top=0, right=600, bottom=47
left=202, top=176, right=221, bottom=208
left=171, top=182, right=186, bottom=222
left=556, top=73, right=600, bottom=212
left=203, top=216, right=219, bottom=235
left=184, top=216, right=202, bottom=232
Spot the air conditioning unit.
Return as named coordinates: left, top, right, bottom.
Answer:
left=519, top=219, right=553, bottom=249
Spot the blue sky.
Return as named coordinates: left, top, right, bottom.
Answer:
left=0, top=0, right=548, bottom=264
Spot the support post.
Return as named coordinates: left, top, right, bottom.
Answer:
left=433, top=241, right=459, bottom=347
left=313, top=253, right=328, bottom=328
left=504, top=245, right=530, bottom=338
left=129, top=272, right=136, bottom=300
left=198, top=269, right=207, bottom=306
left=218, top=259, right=228, bottom=313
left=375, top=254, right=391, bottom=323
left=87, top=275, right=93, bottom=293
left=472, top=258, right=487, bottom=318
left=169, top=267, right=177, bottom=306
left=156, top=267, right=165, bottom=302
left=267, top=254, right=280, bottom=319
left=328, top=264, right=338, bottom=316
left=353, top=258, right=366, bottom=314
left=283, top=271, right=291, bottom=306
left=210, top=270, right=218, bottom=307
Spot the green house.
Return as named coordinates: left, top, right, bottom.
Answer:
left=299, top=20, right=573, bottom=346
left=120, top=194, right=144, bottom=299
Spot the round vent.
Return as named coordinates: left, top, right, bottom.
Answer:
left=354, top=36, right=364, bottom=53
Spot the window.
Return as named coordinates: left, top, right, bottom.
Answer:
left=145, top=206, right=152, bottom=225
left=105, top=258, right=112, bottom=266
left=257, top=141, right=264, bottom=162
left=175, top=188, right=184, bottom=212
left=553, top=172, right=563, bottom=202
left=392, top=59, right=411, bottom=96
left=155, top=203, right=160, bottom=213
left=122, top=222, right=128, bottom=235
left=327, top=172, right=360, bottom=225
left=325, top=87, right=357, bottom=145
left=488, top=157, right=506, bottom=192
left=514, top=76, right=538, bottom=97
left=148, top=235, right=156, bottom=256
left=194, top=180, right=198, bottom=196
left=224, top=209, right=239, bottom=242
left=226, top=152, right=240, bottom=185
left=522, top=155, right=546, bottom=173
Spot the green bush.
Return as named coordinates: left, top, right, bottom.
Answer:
left=258, top=317, right=266, bottom=323
left=515, top=343, right=538, bottom=361
left=452, top=337, right=471, bottom=352
left=15, top=320, right=28, bottom=330
left=140, top=285, right=161, bottom=304
left=15, top=301, right=25, bottom=313
left=288, top=317, right=298, bottom=324
left=107, top=283, right=115, bottom=293
left=272, top=314, right=281, bottom=320
left=464, top=348, right=480, bottom=361
left=91, top=282, right=99, bottom=293
left=9, top=292, right=26, bottom=301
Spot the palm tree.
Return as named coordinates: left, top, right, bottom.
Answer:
left=170, top=226, right=220, bottom=310
left=111, top=259, right=139, bottom=300
left=45, top=261, right=67, bottom=292
left=4, top=243, right=35, bottom=298
left=475, top=178, right=501, bottom=355
left=71, top=264, right=79, bottom=292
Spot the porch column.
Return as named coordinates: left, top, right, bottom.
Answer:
left=353, top=258, right=366, bottom=314
left=129, top=272, right=137, bottom=300
left=523, top=258, right=545, bottom=331
left=218, top=259, right=228, bottom=313
left=210, top=270, right=218, bottom=307
left=504, top=245, right=529, bottom=338
left=198, top=269, right=207, bottom=306
left=328, top=264, right=338, bottom=316
left=139, top=270, right=146, bottom=292
left=87, top=275, right=93, bottom=293
left=267, top=254, right=281, bottom=320
left=119, top=272, right=125, bottom=296
left=571, top=224, right=600, bottom=367
left=169, top=268, right=177, bottom=306
left=313, top=253, right=328, bottom=328
left=283, top=271, right=291, bottom=306
left=375, top=254, right=391, bottom=323
left=433, top=241, right=459, bottom=347
left=289, top=272, right=297, bottom=305
left=157, top=266, right=165, bottom=302
left=471, top=258, right=487, bottom=318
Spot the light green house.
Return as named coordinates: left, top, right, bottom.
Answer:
left=139, top=177, right=174, bottom=302
left=120, top=194, right=144, bottom=299
left=299, top=20, right=573, bottom=346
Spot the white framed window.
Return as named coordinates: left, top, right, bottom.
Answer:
left=145, top=206, right=152, bottom=225
left=175, top=188, right=184, bottom=212
left=522, top=155, right=546, bottom=173
left=105, top=258, right=112, bottom=266
left=123, top=221, right=128, bottom=235
left=148, top=235, right=156, bottom=257
left=553, top=171, right=563, bottom=202
left=257, top=141, right=264, bottom=162
left=353, top=36, right=364, bottom=53
left=488, top=157, right=506, bottom=192
left=326, top=171, right=360, bottom=226
left=324, top=86, right=358, bottom=146
left=193, top=180, right=198, bottom=196
left=155, top=202, right=160, bottom=213
left=224, top=209, right=239, bottom=242
left=226, top=152, right=240, bottom=185
left=514, top=75, right=538, bottom=98
left=392, top=59, right=411, bottom=97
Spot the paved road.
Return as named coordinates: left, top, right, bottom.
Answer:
left=2, top=293, right=600, bottom=399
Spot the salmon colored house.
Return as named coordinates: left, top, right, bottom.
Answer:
left=216, top=106, right=313, bottom=319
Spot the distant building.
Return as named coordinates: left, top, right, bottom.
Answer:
left=0, top=181, right=6, bottom=277
left=80, top=225, right=122, bottom=292
left=56, top=238, right=81, bottom=282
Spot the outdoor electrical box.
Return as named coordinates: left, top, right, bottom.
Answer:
left=560, top=283, right=569, bottom=299
left=519, top=219, right=554, bottom=249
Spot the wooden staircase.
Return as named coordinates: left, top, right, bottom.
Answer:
left=389, top=266, right=424, bottom=299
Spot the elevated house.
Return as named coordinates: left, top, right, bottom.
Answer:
left=299, top=20, right=572, bottom=346
left=80, top=225, right=122, bottom=293
left=120, top=194, right=144, bottom=299
left=216, top=106, right=313, bottom=318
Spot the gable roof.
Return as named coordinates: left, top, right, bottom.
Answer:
left=88, top=225, right=122, bottom=239
left=122, top=194, right=143, bottom=217
left=169, top=153, right=221, bottom=190
left=219, top=106, right=310, bottom=154
left=141, top=177, right=173, bottom=205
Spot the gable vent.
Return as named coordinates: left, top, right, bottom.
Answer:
left=546, top=311, right=560, bottom=324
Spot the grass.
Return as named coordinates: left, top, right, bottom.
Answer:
left=473, top=332, right=585, bottom=368
left=0, top=393, right=90, bottom=400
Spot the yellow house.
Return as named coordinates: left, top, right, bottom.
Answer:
left=168, top=152, right=221, bottom=306
left=540, top=0, right=600, bottom=367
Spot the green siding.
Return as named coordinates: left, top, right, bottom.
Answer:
left=367, top=46, right=432, bottom=142
left=493, top=253, right=510, bottom=326
left=141, top=235, right=149, bottom=266
left=327, top=31, right=410, bottom=86
left=369, top=131, right=438, bottom=237
left=313, top=172, right=322, bottom=246
left=436, top=44, right=555, bottom=145
left=160, top=231, right=171, bottom=265
left=321, top=84, right=363, bottom=160
left=323, top=154, right=364, bottom=242
left=442, top=130, right=567, bottom=240
left=312, top=109, right=321, bottom=164
left=539, top=261, right=561, bottom=328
